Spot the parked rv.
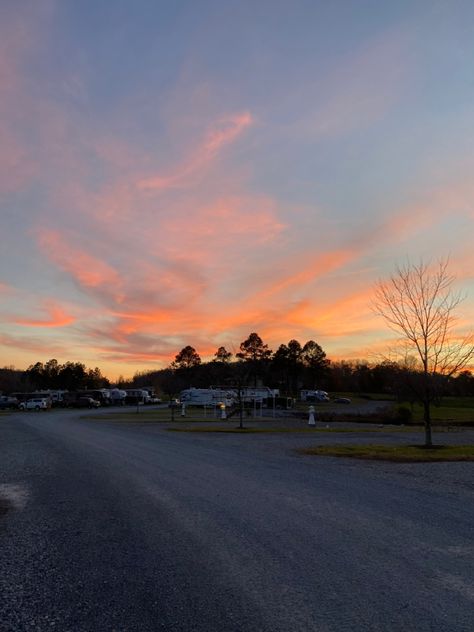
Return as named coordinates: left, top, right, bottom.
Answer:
left=0, top=396, right=19, bottom=409
left=108, top=388, right=127, bottom=406
left=300, top=390, right=330, bottom=402
left=125, top=389, right=149, bottom=405
left=180, top=388, right=235, bottom=407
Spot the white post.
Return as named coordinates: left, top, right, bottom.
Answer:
left=181, top=402, right=186, bottom=417
left=220, top=403, right=226, bottom=420
left=308, top=405, right=316, bottom=426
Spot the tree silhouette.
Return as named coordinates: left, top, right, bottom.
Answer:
left=172, top=346, right=202, bottom=370
left=237, top=332, right=272, bottom=387
left=374, top=258, right=474, bottom=446
left=214, top=346, right=232, bottom=363
left=301, top=340, right=330, bottom=388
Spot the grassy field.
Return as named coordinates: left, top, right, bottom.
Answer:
left=83, top=408, right=238, bottom=423
left=167, top=425, right=434, bottom=434
left=399, top=398, right=474, bottom=423
left=81, top=397, right=474, bottom=426
left=299, top=444, right=474, bottom=462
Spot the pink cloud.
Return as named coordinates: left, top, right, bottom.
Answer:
left=0, top=282, right=15, bottom=294
left=157, top=195, right=286, bottom=266
left=13, top=301, right=75, bottom=328
left=0, top=332, right=67, bottom=356
left=137, top=112, right=253, bottom=191
left=38, top=229, right=124, bottom=297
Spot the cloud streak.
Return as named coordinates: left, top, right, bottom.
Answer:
left=13, top=301, right=75, bottom=328
left=137, top=112, right=253, bottom=191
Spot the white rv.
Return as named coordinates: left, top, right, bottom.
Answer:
left=180, top=388, right=234, bottom=406
left=300, top=389, right=330, bottom=402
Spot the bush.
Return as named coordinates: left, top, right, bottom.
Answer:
left=395, top=405, right=413, bottom=424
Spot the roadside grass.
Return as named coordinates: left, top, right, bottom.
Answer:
left=81, top=408, right=426, bottom=431
left=167, top=420, right=461, bottom=434
left=166, top=424, right=460, bottom=434
left=299, top=444, right=474, bottom=462
left=83, top=409, right=464, bottom=435
left=82, top=409, right=245, bottom=423
left=294, top=396, right=368, bottom=411
left=398, top=400, right=474, bottom=424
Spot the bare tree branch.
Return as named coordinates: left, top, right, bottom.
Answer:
left=372, top=258, right=474, bottom=446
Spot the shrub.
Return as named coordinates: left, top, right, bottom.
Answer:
left=395, top=405, right=413, bottom=424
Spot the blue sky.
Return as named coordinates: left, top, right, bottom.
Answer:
left=1, top=0, right=473, bottom=378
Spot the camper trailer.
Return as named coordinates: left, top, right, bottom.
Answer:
left=180, top=388, right=234, bottom=407
left=300, top=389, right=330, bottom=402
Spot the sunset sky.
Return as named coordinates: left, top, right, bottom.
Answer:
left=1, top=0, right=474, bottom=379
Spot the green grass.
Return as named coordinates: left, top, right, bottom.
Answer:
left=167, top=424, right=458, bottom=434
left=84, top=405, right=313, bottom=424
left=300, top=444, right=474, bottom=462
left=82, top=409, right=250, bottom=423
left=398, top=401, right=474, bottom=423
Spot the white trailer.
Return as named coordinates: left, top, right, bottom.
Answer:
left=300, top=389, right=329, bottom=402
left=180, top=388, right=234, bottom=406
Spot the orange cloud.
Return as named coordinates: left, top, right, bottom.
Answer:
left=14, top=301, right=75, bottom=328
left=137, top=112, right=253, bottom=191
left=158, top=195, right=285, bottom=266
left=258, top=249, right=355, bottom=300
left=38, top=229, right=124, bottom=297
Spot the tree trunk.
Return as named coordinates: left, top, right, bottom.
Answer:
left=238, top=390, right=243, bottom=429
left=422, top=398, right=432, bottom=447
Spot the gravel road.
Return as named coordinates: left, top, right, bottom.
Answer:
left=1, top=410, right=473, bottom=631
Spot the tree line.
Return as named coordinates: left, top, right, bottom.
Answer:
left=1, top=333, right=473, bottom=404
left=0, top=359, right=110, bottom=393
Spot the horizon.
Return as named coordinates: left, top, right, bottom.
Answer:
left=1, top=1, right=474, bottom=380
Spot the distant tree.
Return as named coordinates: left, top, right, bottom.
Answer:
left=171, top=346, right=201, bottom=370
left=57, top=362, right=87, bottom=391
left=44, top=359, right=60, bottom=388
left=236, top=332, right=272, bottom=386
left=85, top=367, right=109, bottom=389
left=272, top=340, right=303, bottom=395
left=374, top=258, right=474, bottom=446
left=25, top=362, right=46, bottom=389
left=214, top=346, right=232, bottom=363
left=301, top=340, right=330, bottom=388
left=0, top=366, right=25, bottom=393
left=370, top=360, right=400, bottom=395
left=160, top=368, right=187, bottom=402
left=453, top=370, right=474, bottom=396
left=115, top=374, right=131, bottom=389
left=273, top=344, right=291, bottom=391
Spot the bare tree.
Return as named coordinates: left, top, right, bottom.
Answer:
left=373, top=259, right=474, bottom=446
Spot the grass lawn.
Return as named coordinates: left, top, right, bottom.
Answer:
left=399, top=399, right=474, bottom=424
left=300, top=444, right=474, bottom=462
left=167, top=424, right=461, bottom=434
left=82, top=409, right=250, bottom=423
